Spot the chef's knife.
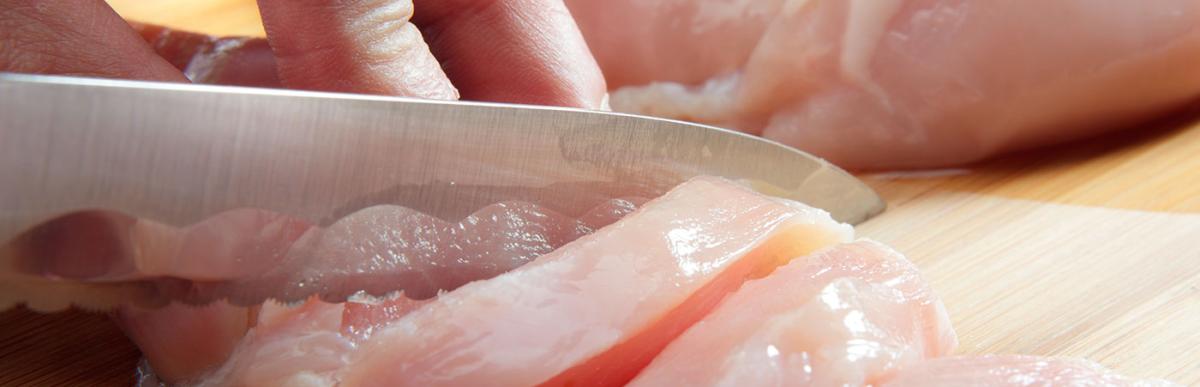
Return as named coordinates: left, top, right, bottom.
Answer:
left=0, top=73, right=884, bottom=311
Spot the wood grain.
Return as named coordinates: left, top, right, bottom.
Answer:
left=107, top=0, right=265, bottom=37
left=0, top=309, right=139, bottom=386
left=859, top=187, right=1200, bottom=385
left=866, top=108, right=1200, bottom=213
left=0, top=1, right=1196, bottom=385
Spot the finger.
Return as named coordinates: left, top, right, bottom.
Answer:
left=0, top=0, right=185, bottom=81
left=255, top=0, right=457, bottom=99
left=412, top=0, right=607, bottom=108
left=130, top=22, right=281, bottom=87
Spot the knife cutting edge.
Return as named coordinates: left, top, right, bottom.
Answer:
left=0, top=73, right=884, bottom=311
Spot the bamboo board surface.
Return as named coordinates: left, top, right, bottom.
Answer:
left=859, top=185, right=1200, bottom=384
left=1, top=1, right=1198, bottom=385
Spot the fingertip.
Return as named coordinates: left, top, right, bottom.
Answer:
left=255, top=0, right=458, bottom=98
left=413, top=0, right=607, bottom=108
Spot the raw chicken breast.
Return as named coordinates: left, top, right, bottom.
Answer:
left=116, top=302, right=251, bottom=383
left=73, top=199, right=638, bottom=383
left=566, top=0, right=1200, bottom=170
left=881, top=355, right=1182, bottom=387
left=136, top=294, right=434, bottom=386
left=334, top=176, right=853, bottom=386
left=185, top=299, right=352, bottom=387
left=121, top=177, right=850, bottom=385
left=218, top=199, right=639, bottom=303
left=629, top=240, right=955, bottom=386
left=4, top=198, right=640, bottom=312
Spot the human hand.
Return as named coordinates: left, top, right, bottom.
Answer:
left=1, top=0, right=607, bottom=108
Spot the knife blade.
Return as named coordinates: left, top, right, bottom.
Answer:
left=0, top=73, right=884, bottom=311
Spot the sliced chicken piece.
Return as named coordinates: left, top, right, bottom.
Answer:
left=132, top=177, right=847, bottom=385
left=177, top=299, right=352, bottom=387
left=6, top=197, right=640, bottom=312
left=340, top=294, right=434, bottom=342
left=136, top=293, right=437, bottom=386
left=81, top=198, right=638, bottom=383
left=114, top=302, right=251, bottom=383
left=629, top=240, right=955, bottom=386
left=334, top=176, right=853, bottom=386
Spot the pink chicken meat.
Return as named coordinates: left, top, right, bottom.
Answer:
left=99, top=198, right=639, bottom=382
left=629, top=240, right=956, bottom=386
left=566, top=0, right=1200, bottom=170
left=336, top=176, right=852, bottom=386
left=131, top=176, right=851, bottom=385
left=15, top=176, right=1185, bottom=386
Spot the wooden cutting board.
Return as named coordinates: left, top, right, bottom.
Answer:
left=2, top=1, right=1198, bottom=385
